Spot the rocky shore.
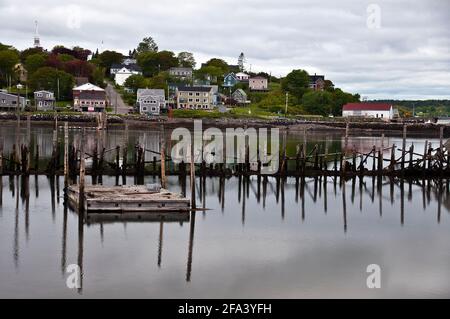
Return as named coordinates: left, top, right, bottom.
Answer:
left=0, top=112, right=447, bottom=137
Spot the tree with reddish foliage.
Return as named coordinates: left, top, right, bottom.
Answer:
left=45, top=54, right=63, bottom=70
left=63, top=59, right=93, bottom=78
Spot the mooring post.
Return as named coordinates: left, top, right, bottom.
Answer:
left=64, top=122, right=69, bottom=188
left=190, top=140, right=196, bottom=209
left=377, top=149, right=383, bottom=173
left=79, top=129, right=86, bottom=212
left=0, top=138, right=3, bottom=175
left=122, top=147, right=127, bottom=179
left=313, top=144, right=319, bottom=170
left=344, top=121, right=349, bottom=151
left=371, top=146, right=376, bottom=172
left=422, top=140, right=428, bottom=172
left=390, top=144, right=396, bottom=172
left=409, top=144, right=414, bottom=169
left=35, top=143, right=39, bottom=173
left=401, top=124, right=407, bottom=171
left=113, top=145, right=119, bottom=174
left=160, top=130, right=166, bottom=189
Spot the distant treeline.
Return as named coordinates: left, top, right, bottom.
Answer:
left=373, top=100, right=450, bottom=116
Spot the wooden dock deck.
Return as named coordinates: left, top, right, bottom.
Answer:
left=66, top=185, right=191, bottom=214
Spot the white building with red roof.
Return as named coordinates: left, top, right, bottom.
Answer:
left=342, top=102, right=394, bottom=121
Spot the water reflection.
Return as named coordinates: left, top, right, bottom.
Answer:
left=1, top=166, right=450, bottom=297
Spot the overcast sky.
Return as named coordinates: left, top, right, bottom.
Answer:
left=0, top=0, right=449, bottom=99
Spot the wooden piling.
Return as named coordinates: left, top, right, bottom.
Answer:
left=389, top=144, right=396, bottom=172
left=160, top=134, right=166, bottom=189
left=64, top=122, right=69, bottom=188
left=422, top=140, right=428, bottom=172
left=190, top=140, right=196, bottom=209
left=401, top=124, right=407, bottom=171
left=78, top=129, right=86, bottom=212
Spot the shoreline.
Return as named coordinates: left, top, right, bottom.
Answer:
left=0, top=112, right=448, bottom=137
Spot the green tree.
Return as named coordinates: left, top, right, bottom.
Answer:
left=24, top=53, right=47, bottom=75
left=177, top=51, right=196, bottom=68
left=204, top=58, right=229, bottom=73
left=281, top=69, right=310, bottom=102
left=28, top=67, right=74, bottom=100
left=0, top=49, right=20, bottom=83
left=136, top=36, right=158, bottom=54
left=19, top=47, right=43, bottom=62
left=98, top=50, right=124, bottom=75
left=302, top=90, right=333, bottom=116
left=137, top=51, right=178, bottom=77
left=58, top=53, right=75, bottom=62
left=124, top=74, right=148, bottom=93
left=331, top=88, right=359, bottom=116
left=90, top=66, right=105, bottom=87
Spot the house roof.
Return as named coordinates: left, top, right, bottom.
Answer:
left=169, top=67, right=192, bottom=72
left=250, top=75, right=267, bottom=80
left=73, top=83, right=105, bottom=92
left=112, top=63, right=142, bottom=72
left=233, top=88, right=247, bottom=96
left=343, top=103, right=392, bottom=111
left=309, top=74, right=325, bottom=82
left=137, top=89, right=165, bottom=98
left=236, top=72, right=249, bottom=77
left=34, top=90, right=53, bottom=94
left=177, top=86, right=213, bottom=92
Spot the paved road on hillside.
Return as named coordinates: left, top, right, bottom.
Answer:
left=105, top=83, right=133, bottom=114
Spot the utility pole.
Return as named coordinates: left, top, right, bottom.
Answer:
left=115, top=90, right=118, bottom=114
left=285, top=92, right=289, bottom=117
left=57, top=78, right=60, bottom=101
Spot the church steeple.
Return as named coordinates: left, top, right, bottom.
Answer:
left=34, top=20, right=41, bottom=48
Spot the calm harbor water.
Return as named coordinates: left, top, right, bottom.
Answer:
left=0, top=125, right=449, bottom=298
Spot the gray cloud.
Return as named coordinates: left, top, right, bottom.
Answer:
left=0, top=0, right=449, bottom=99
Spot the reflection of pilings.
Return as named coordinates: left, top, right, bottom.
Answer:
left=242, top=177, right=246, bottom=226
left=61, top=201, right=68, bottom=276
left=342, top=180, right=347, bottom=233
left=22, top=175, right=30, bottom=241
left=158, top=221, right=164, bottom=268
left=221, top=177, right=225, bottom=213
left=262, top=176, right=267, bottom=209
left=0, top=176, right=3, bottom=208
left=77, top=210, right=84, bottom=294
left=49, top=175, right=56, bottom=221
left=281, top=178, right=285, bottom=219
left=438, top=180, right=442, bottom=223
left=186, top=212, right=196, bottom=282
left=323, top=176, right=327, bottom=213
left=378, top=176, right=383, bottom=217
left=13, top=176, right=19, bottom=269
left=359, top=176, right=363, bottom=212
left=34, top=174, right=39, bottom=198
left=400, top=179, right=405, bottom=225
left=301, top=177, right=305, bottom=221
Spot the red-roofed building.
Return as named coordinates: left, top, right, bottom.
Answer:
left=342, top=102, right=394, bottom=121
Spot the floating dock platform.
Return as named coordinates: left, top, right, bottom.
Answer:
left=67, top=185, right=191, bottom=215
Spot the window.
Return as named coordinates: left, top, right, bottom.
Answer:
left=143, top=107, right=147, bottom=111
left=195, top=92, right=200, bottom=96
left=189, top=92, right=193, bottom=96
left=196, top=99, right=200, bottom=102
left=189, top=98, right=193, bottom=102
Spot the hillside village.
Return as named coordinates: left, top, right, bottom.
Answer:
left=1, top=31, right=407, bottom=121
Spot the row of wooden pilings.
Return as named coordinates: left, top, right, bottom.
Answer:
left=1, top=121, right=450, bottom=179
